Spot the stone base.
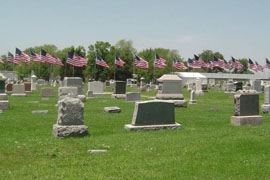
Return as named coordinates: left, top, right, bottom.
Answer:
left=156, top=93, right=184, bottom=100
left=93, top=92, right=111, bottom=95
left=111, top=94, right=126, bottom=99
left=0, top=94, right=8, bottom=100
left=86, top=97, right=94, bottom=100
left=124, top=123, right=181, bottom=131
left=78, top=95, right=86, bottom=102
left=155, top=99, right=187, bottom=107
left=0, top=101, right=9, bottom=110
left=104, top=106, right=121, bottom=113
left=195, top=90, right=204, bottom=96
left=11, top=93, right=26, bottom=97
left=261, top=104, right=270, bottom=113
left=231, top=115, right=263, bottom=126
left=25, top=91, right=32, bottom=93
left=53, top=124, right=88, bottom=138
left=189, top=100, right=197, bottom=104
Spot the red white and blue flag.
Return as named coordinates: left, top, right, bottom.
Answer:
left=67, top=52, right=86, bottom=67
left=248, top=59, right=258, bottom=72
left=194, top=54, right=207, bottom=68
left=187, top=58, right=201, bottom=69
left=154, top=53, right=166, bottom=69
left=96, top=55, right=109, bottom=68
left=7, top=52, right=19, bottom=65
left=115, top=55, right=125, bottom=67
left=223, top=59, right=231, bottom=70
left=134, top=55, right=149, bottom=69
left=15, top=48, right=30, bottom=64
left=213, top=56, right=225, bottom=69
left=40, top=49, right=57, bottom=64
left=173, top=57, right=187, bottom=70
left=30, top=50, right=41, bottom=62
left=255, top=61, right=264, bottom=72
left=231, top=57, right=243, bottom=70
left=207, top=60, right=213, bottom=70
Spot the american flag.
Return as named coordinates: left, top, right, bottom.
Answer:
left=52, top=55, right=64, bottom=66
left=115, top=55, right=125, bottom=67
left=15, top=48, right=30, bottom=64
left=187, top=58, right=201, bottom=69
left=173, top=57, right=187, bottom=70
left=266, top=58, right=270, bottom=69
left=7, top=52, right=19, bottom=65
left=248, top=59, right=258, bottom=72
left=134, top=55, right=149, bottom=69
left=96, top=55, right=109, bottom=68
left=30, top=50, right=41, bottom=62
left=40, top=49, right=57, bottom=64
left=154, top=53, right=166, bottom=69
left=207, top=60, right=213, bottom=70
left=255, top=61, right=264, bottom=72
left=224, top=59, right=231, bottom=70
left=0, top=58, right=3, bottom=64
left=213, top=56, right=225, bottom=69
left=231, top=57, right=243, bottom=70
left=67, top=52, right=86, bottom=67
left=194, top=54, right=207, bottom=68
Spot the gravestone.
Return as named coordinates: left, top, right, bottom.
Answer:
left=252, top=80, right=261, bottom=92
left=58, top=87, right=78, bottom=100
left=225, top=80, right=235, bottom=93
left=201, top=83, right=208, bottom=92
left=0, top=74, right=9, bottom=110
left=88, top=81, right=104, bottom=94
left=125, top=100, right=181, bottom=131
left=187, top=82, right=193, bottom=92
left=86, top=90, right=94, bottom=99
left=31, top=75, right=37, bottom=91
left=209, top=79, right=215, bottom=87
left=63, top=77, right=83, bottom=95
left=11, top=84, right=26, bottom=96
left=231, top=90, right=262, bottom=126
left=24, top=82, right=31, bottom=93
left=104, top=106, right=121, bottom=113
left=40, top=87, right=54, bottom=97
left=156, top=74, right=187, bottom=107
left=53, top=97, right=88, bottom=138
left=140, top=77, right=147, bottom=91
left=112, top=81, right=126, bottom=99
left=195, top=78, right=204, bottom=96
left=189, top=90, right=196, bottom=104
left=6, top=84, right=13, bottom=93
left=126, top=92, right=140, bottom=102
left=261, top=85, right=270, bottom=113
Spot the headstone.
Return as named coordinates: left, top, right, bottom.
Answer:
left=189, top=90, right=196, bottom=104
left=261, top=85, right=270, bottom=113
left=112, top=81, right=126, bottom=99
left=225, top=80, right=235, bottom=93
left=104, top=106, right=121, bottom=113
left=140, top=77, right=147, bottom=91
left=58, top=87, right=78, bottom=100
left=32, top=110, right=48, bottom=114
left=126, top=92, right=140, bottom=102
left=53, top=97, right=88, bottom=138
left=86, top=90, right=94, bottom=99
left=40, top=87, right=54, bottom=97
left=201, top=83, right=208, bottom=92
left=88, top=81, right=104, bottom=94
left=195, top=78, right=204, bottom=96
left=252, top=80, right=261, bottom=92
left=31, top=75, right=37, bottom=91
left=6, top=84, right=13, bottom=93
left=125, top=100, right=181, bottom=131
left=53, top=80, right=57, bottom=87
left=11, top=84, right=26, bottom=96
left=63, top=77, right=83, bottom=95
left=0, top=74, right=8, bottom=110
left=209, top=79, right=215, bottom=87
left=24, top=82, right=32, bottom=93
left=0, top=74, right=6, bottom=94
left=231, top=90, right=262, bottom=126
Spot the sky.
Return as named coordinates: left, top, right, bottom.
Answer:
left=0, top=0, right=270, bottom=64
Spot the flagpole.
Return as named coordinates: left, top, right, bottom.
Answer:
left=153, top=53, right=155, bottom=83
left=73, top=66, right=75, bottom=77
left=94, top=55, right=97, bottom=80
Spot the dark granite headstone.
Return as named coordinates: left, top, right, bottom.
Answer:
left=234, top=94, right=259, bottom=116
left=132, top=101, right=175, bottom=126
left=6, top=84, right=13, bottom=92
left=114, top=81, right=126, bottom=94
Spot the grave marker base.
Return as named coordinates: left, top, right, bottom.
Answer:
left=124, top=123, right=181, bottom=131
left=231, top=115, right=262, bottom=126
left=53, top=124, right=88, bottom=138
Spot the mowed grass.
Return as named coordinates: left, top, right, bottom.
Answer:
left=1, top=86, right=270, bottom=180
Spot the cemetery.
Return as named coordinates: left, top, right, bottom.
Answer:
left=1, top=73, right=270, bottom=179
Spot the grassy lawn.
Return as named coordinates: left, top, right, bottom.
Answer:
left=1, top=86, right=270, bottom=180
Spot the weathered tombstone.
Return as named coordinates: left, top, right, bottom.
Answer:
left=126, top=92, right=140, bottom=102
left=189, top=90, right=196, bottom=104
left=251, top=79, right=261, bottom=92
left=0, top=74, right=9, bottom=110
left=261, top=85, right=270, bottom=113
left=63, top=77, right=83, bottom=95
left=53, top=97, right=88, bottom=138
left=156, top=74, right=187, bottom=107
left=31, top=75, right=37, bottom=91
left=11, top=84, right=26, bottom=96
left=112, top=81, right=126, bottom=99
left=6, top=83, right=13, bottom=94
left=24, top=82, right=32, bottom=93
left=125, top=100, right=181, bottom=131
left=195, top=78, right=204, bottom=96
left=40, top=87, right=54, bottom=97
left=58, top=87, right=78, bottom=100
left=231, top=90, right=262, bottom=126
left=88, top=81, right=104, bottom=95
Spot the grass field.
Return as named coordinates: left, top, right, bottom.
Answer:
left=1, top=86, right=270, bottom=180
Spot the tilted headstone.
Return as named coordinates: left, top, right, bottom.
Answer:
left=261, top=85, right=270, bottom=113
left=125, top=100, right=181, bottom=131
left=40, top=87, right=54, bottom=97
left=126, top=92, right=140, bottom=102
left=11, top=84, right=26, bottom=96
left=231, top=90, right=262, bottom=126
left=53, top=97, right=88, bottom=138
left=63, top=77, right=83, bottom=95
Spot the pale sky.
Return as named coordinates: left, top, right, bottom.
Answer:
left=0, top=0, right=270, bottom=64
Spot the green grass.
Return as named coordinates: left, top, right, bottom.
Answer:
left=1, top=86, right=270, bottom=179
